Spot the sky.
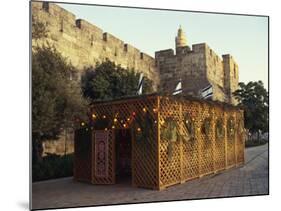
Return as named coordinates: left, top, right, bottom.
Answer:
left=59, top=3, right=268, bottom=90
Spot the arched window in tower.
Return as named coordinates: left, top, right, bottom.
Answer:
left=234, top=65, right=236, bottom=78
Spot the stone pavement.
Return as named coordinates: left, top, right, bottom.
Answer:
left=32, top=144, right=268, bottom=210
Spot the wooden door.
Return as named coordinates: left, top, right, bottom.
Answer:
left=92, top=130, right=116, bottom=184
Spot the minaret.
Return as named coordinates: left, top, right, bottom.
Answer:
left=175, top=25, right=188, bottom=48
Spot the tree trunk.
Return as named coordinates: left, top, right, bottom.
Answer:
left=32, top=133, right=43, bottom=164
left=64, top=128, right=67, bottom=156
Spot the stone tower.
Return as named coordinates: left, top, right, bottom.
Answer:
left=156, top=26, right=239, bottom=105
left=175, top=25, right=187, bottom=48
left=222, top=54, right=239, bottom=104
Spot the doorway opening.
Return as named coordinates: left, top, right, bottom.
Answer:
left=115, top=129, right=132, bottom=184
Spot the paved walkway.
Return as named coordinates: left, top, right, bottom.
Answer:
left=32, top=144, right=268, bottom=210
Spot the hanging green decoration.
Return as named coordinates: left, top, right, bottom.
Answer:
left=237, top=119, right=244, bottom=138
left=161, top=117, right=179, bottom=160
left=167, top=143, right=173, bottom=159
left=215, top=118, right=224, bottom=140
left=183, top=114, right=195, bottom=143
left=237, top=119, right=244, bottom=137
left=202, top=117, right=212, bottom=139
left=161, top=117, right=178, bottom=143
left=227, top=117, right=235, bottom=139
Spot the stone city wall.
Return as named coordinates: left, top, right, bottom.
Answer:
left=42, top=131, right=74, bottom=156
left=32, top=2, right=159, bottom=89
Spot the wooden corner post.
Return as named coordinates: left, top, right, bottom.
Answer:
left=156, top=96, right=161, bottom=190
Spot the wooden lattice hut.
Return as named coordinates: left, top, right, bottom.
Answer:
left=74, top=94, right=245, bottom=190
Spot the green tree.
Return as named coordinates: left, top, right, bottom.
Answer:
left=81, top=59, right=153, bottom=101
left=233, top=81, right=269, bottom=140
left=32, top=16, right=48, bottom=40
left=32, top=18, right=88, bottom=162
left=32, top=45, right=88, bottom=162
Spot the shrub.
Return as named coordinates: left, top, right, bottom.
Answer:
left=32, top=154, right=73, bottom=182
left=245, top=139, right=268, bottom=148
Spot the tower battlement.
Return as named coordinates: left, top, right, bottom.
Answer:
left=32, top=2, right=159, bottom=89
left=155, top=26, right=239, bottom=104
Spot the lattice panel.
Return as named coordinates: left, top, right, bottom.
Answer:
left=181, top=101, right=200, bottom=181
left=198, top=103, right=214, bottom=176
left=158, top=98, right=246, bottom=189
left=92, top=130, right=115, bottom=184
left=226, top=111, right=236, bottom=168
left=91, top=96, right=158, bottom=189
left=74, top=128, right=92, bottom=182
left=130, top=98, right=158, bottom=189
left=213, top=106, right=226, bottom=171
left=159, top=98, right=181, bottom=187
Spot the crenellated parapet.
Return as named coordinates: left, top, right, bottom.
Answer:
left=32, top=2, right=159, bottom=89
left=155, top=26, right=239, bottom=104
left=32, top=2, right=238, bottom=104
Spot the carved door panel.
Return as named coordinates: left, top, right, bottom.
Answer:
left=92, top=130, right=116, bottom=184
